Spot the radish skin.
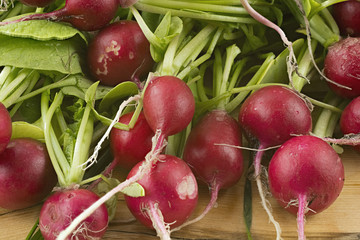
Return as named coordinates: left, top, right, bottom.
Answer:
left=238, top=86, right=312, bottom=239
left=175, top=109, right=243, bottom=230
left=125, top=154, right=198, bottom=239
left=0, top=102, right=11, bottom=154
left=268, top=135, right=345, bottom=240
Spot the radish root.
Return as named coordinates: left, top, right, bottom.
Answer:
left=322, top=133, right=360, bottom=146
left=170, top=184, right=220, bottom=233
left=81, top=95, right=141, bottom=171
left=254, top=149, right=283, bottom=240
left=147, top=202, right=172, bottom=240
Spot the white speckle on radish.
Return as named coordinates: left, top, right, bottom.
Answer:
left=105, top=40, right=121, bottom=56
left=176, top=175, right=197, bottom=200
left=96, top=57, right=109, bottom=76
left=129, top=51, right=134, bottom=59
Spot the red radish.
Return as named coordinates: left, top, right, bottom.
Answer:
left=0, top=0, right=119, bottom=31
left=340, top=96, right=360, bottom=152
left=268, top=135, right=345, bottom=240
left=0, top=102, right=11, bottom=154
left=54, top=76, right=195, bottom=239
left=87, top=20, right=154, bottom=87
left=110, top=111, right=154, bottom=170
left=125, top=154, right=198, bottom=239
left=143, top=75, right=195, bottom=139
left=19, top=0, right=55, bottom=7
left=238, top=85, right=312, bottom=239
left=333, top=0, right=360, bottom=37
left=39, top=189, right=108, bottom=240
left=324, top=37, right=360, bottom=99
left=0, top=138, right=57, bottom=210
left=177, top=110, right=243, bottom=229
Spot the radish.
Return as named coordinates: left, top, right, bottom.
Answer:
left=0, top=102, right=11, bottom=153
left=268, top=135, right=345, bottom=240
left=0, top=0, right=119, bottom=31
left=340, top=96, right=360, bottom=152
left=87, top=20, right=154, bottom=87
left=324, top=37, right=360, bottom=99
left=125, top=154, right=198, bottom=239
left=54, top=75, right=195, bottom=240
left=238, top=85, right=312, bottom=239
left=110, top=111, right=154, bottom=170
left=176, top=109, right=243, bottom=230
left=333, top=0, right=360, bottom=37
left=39, top=188, right=108, bottom=240
left=19, top=0, right=54, bottom=7
left=143, top=75, right=195, bottom=139
left=0, top=138, right=57, bottom=210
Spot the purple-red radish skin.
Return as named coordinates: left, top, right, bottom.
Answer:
left=237, top=85, right=312, bottom=238
left=183, top=109, right=244, bottom=189
left=333, top=0, right=360, bottom=37
left=143, top=76, right=195, bottom=137
left=124, top=154, right=198, bottom=229
left=39, top=189, right=108, bottom=240
left=324, top=37, right=360, bottom=99
left=0, top=103, right=11, bottom=154
left=1, top=0, right=118, bottom=31
left=0, top=138, right=57, bottom=210
left=268, top=135, right=345, bottom=215
left=87, top=21, right=154, bottom=86
left=238, top=85, right=312, bottom=147
left=110, top=111, right=154, bottom=170
left=340, top=96, right=360, bottom=152
left=19, top=0, right=55, bottom=7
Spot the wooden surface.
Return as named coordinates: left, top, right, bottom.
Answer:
left=1, top=147, right=359, bottom=240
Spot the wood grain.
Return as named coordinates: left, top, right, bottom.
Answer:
left=1, top=147, right=359, bottom=240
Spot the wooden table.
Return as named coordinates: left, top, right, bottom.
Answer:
left=1, top=147, right=359, bottom=240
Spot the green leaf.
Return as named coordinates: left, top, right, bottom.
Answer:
left=149, top=12, right=183, bottom=62
left=60, top=75, right=112, bottom=100
left=0, top=20, right=87, bottom=43
left=11, top=121, right=45, bottom=142
left=98, top=81, right=139, bottom=112
left=85, top=81, right=99, bottom=103
left=259, top=38, right=304, bottom=85
left=0, top=35, right=84, bottom=74
left=121, top=182, right=145, bottom=197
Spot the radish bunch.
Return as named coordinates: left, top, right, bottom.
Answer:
left=1, top=1, right=358, bottom=239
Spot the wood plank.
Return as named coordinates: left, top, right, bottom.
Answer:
left=1, top=147, right=359, bottom=240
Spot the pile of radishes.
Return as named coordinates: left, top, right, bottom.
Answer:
left=1, top=0, right=360, bottom=240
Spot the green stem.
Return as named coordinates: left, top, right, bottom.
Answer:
left=160, top=18, right=195, bottom=75
left=67, top=100, right=94, bottom=184
left=312, top=93, right=342, bottom=138
left=130, top=6, right=165, bottom=52
left=41, top=90, right=68, bottom=186
left=172, top=24, right=217, bottom=75
left=0, top=68, right=32, bottom=102
left=134, top=2, right=257, bottom=23
left=14, top=76, right=81, bottom=104
left=196, top=60, right=213, bottom=102
left=8, top=70, right=40, bottom=117
left=138, top=0, right=250, bottom=15
left=217, top=44, right=241, bottom=108
left=291, top=40, right=317, bottom=92
left=225, top=53, right=275, bottom=113
left=0, top=66, right=11, bottom=88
